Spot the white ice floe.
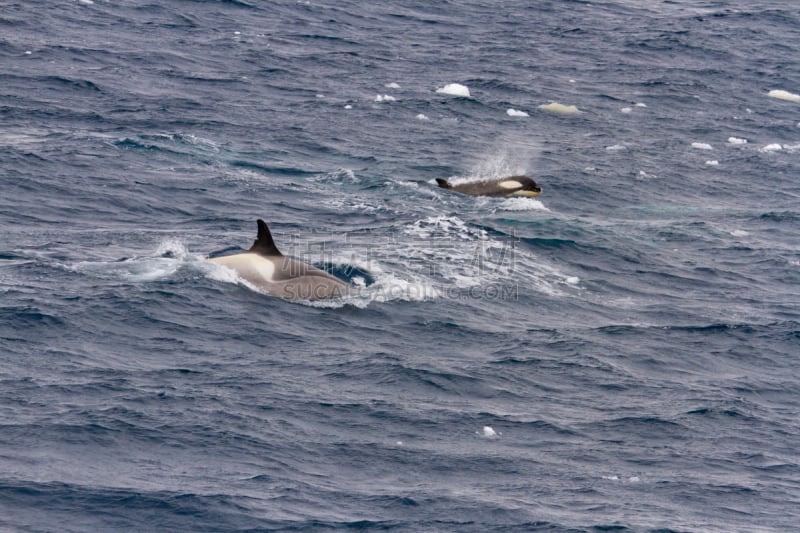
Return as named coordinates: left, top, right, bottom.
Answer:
left=691, top=142, right=713, bottom=150
left=730, top=229, right=749, bottom=237
left=621, top=107, right=632, bottom=113
left=480, top=426, right=499, bottom=438
left=375, top=94, right=396, bottom=102
left=768, top=89, right=800, bottom=103
left=385, top=82, right=401, bottom=89
left=416, top=113, right=429, bottom=120
left=727, top=137, right=747, bottom=145
left=705, top=160, right=719, bottom=166
left=506, top=108, right=529, bottom=117
left=538, top=102, right=580, bottom=114
left=760, top=143, right=783, bottom=152
left=436, top=83, right=471, bottom=97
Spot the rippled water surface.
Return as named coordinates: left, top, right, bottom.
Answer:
left=1, top=1, right=799, bottom=531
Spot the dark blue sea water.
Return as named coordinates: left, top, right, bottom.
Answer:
left=2, top=1, right=799, bottom=531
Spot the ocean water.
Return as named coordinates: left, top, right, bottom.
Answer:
left=1, top=1, right=799, bottom=531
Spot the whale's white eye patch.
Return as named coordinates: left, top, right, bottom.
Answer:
left=498, top=180, right=522, bottom=189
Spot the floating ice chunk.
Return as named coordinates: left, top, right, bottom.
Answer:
left=385, top=82, right=400, bottom=89
left=730, top=229, right=749, bottom=237
left=727, top=137, right=747, bottom=145
left=691, top=142, right=713, bottom=150
left=416, top=113, right=429, bottom=120
left=506, top=108, right=529, bottom=117
left=481, top=426, right=498, bottom=438
left=768, top=89, right=800, bottom=103
left=760, top=143, right=783, bottom=152
left=344, top=104, right=352, bottom=109
left=628, top=476, right=641, bottom=483
left=565, top=276, right=580, bottom=285
left=539, top=102, right=580, bottom=114
left=436, top=83, right=471, bottom=97
left=705, top=160, right=719, bottom=166
left=635, top=102, right=647, bottom=107
left=621, top=107, right=632, bottom=113
left=605, top=144, right=625, bottom=151
left=375, top=94, right=396, bottom=102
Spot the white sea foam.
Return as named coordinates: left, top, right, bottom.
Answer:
left=621, top=107, right=632, bottom=113
left=73, top=238, right=200, bottom=283
left=416, top=113, right=429, bottom=120
left=436, top=83, right=471, bottom=97
left=705, top=160, right=719, bottom=166
left=635, top=102, right=647, bottom=108
left=691, top=142, right=713, bottom=150
left=727, top=137, right=747, bottom=145
left=385, top=82, right=400, bottom=89
left=768, top=89, right=800, bottom=103
left=730, top=229, right=749, bottom=237
left=374, top=94, right=396, bottom=102
left=605, top=144, right=626, bottom=151
left=496, top=198, right=549, bottom=211
left=506, top=108, right=529, bottom=117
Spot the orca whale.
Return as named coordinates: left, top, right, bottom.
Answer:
left=208, top=219, right=349, bottom=300
left=435, top=176, right=541, bottom=198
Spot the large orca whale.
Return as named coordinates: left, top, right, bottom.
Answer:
left=208, top=219, right=349, bottom=300
left=435, top=176, right=541, bottom=198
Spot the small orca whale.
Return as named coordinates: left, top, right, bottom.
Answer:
left=435, top=176, right=542, bottom=198
left=208, top=219, right=349, bottom=300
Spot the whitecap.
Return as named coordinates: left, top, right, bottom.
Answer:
left=385, top=82, right=400, bottom=89
left=727, top=137, right=747, bottom=145
left=436, top=83, right=471, bottom=97
left=374, top=94, right=396, bottom=102
left=705, top=160, right=719, bottom=166
left=496, top=198, right=549, bottom=211
left=416, top=113, right=429, bottom=120
left=621, top=107, right=632, bottom=113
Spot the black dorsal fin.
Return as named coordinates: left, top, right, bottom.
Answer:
left=248, top=219, right=282, bottom=256
left=435, top=178, right=452, bottom=189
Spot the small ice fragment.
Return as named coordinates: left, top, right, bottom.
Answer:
left=436, top=83, right=471, bottom=97
left=385, top=82, right=400, bottom=89
left=705, top=160, right=719, bottom=166
left=768, top=89, right=800, bottom=103
left=727, top=137, right=747, bottom=145
left=344, top=104, right=352, bottom=109
left=565, top=276, right=580, bottom=285
left=375, top=94, right=396, bottom=102
left=760, top=143, right=783, bottom=152
left=482, top=426, right=497, bottom=438
left=635, top=102, right=647, bottom=107
left=506, top=108, right=529, bottom=117
left=605, top=144, right=625, bottom=151
left=621, top=107, right=632, bottom=113
left=539, top=102, right=579, bottom=114
left=416, top=114, right=429, bottom=120
left=691, top=142, right=713, bottom=150
left=730, top=230, right=749, bottom=237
